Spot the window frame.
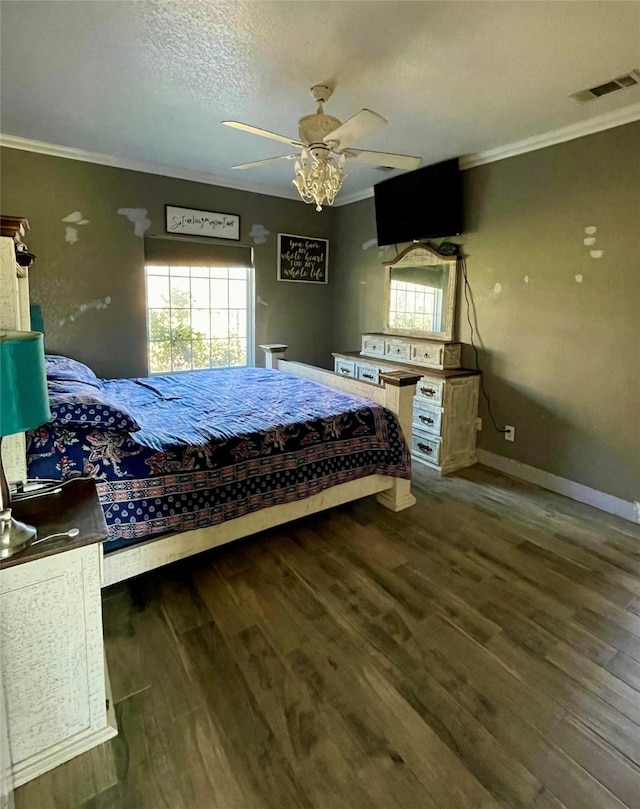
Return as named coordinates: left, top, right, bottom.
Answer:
left=144, top=263, right=255, bottom=375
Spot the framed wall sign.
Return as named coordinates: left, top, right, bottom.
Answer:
left=165, top=205, right=240, bottom=240
left=277, top=233, right=329, bottom=284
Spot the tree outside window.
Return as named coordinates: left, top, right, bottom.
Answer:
left=145, top=266, right=251, bottom=373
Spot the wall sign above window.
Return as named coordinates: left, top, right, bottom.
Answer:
left=165, top=205, right=240, bottom=241
left=277, top=233, right=328, bottom=284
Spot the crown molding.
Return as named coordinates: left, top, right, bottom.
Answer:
left=0, top=133, right=301, bottom=202
left=2, top=103, right=639, bottom=207
left=333, top=103, right=640, bottom=206
left=333, top=186, right=378, bottom=207
left=460, top=102, right=640, bottom=169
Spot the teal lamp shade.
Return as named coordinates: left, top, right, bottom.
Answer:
left=0, top=330, right=51, bottom=437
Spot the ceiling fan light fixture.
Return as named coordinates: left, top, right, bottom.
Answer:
left=224, top=84, right=417, bottom=209
left=292, top=149, right=346, bottom=212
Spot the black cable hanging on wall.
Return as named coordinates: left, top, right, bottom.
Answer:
left=457, top=251, right=508, bottom=435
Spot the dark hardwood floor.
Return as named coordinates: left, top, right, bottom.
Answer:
left=16, top=464, right=640, bottom=809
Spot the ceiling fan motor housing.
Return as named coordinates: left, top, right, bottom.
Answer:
left=311, top=85, right=333, bottom=104
left=298, top=113, right=342, bottom=158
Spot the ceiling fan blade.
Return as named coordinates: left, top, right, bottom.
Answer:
left=343, top=148, right=422, bottom=171
left=323, top=109, right=387, bottom=149
left=231, top=154, right=300, bottom=170
left=222, top=121, right=302, bottom=148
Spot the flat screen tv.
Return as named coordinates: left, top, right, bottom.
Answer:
left=373, top=157, right=463, bottom=246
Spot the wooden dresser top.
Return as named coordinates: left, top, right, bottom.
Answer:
left=2, top=479, right=108, bottom=569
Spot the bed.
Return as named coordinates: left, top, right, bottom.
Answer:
left=24, top=345, right=419, bottom=585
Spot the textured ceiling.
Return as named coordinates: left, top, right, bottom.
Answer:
left=1, top=0, right=639, bottom=202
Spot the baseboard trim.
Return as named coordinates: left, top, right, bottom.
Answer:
left=11, top=723, right=118, bottom=788
left=476, top=449, right=639, bottom=524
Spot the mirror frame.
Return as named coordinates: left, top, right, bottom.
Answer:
left=382, top=243, right=458, bottom=342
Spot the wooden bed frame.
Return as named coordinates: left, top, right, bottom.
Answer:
left=102, top=346, right=420, bottom=586
left=1, top=237, right=420, bottom=587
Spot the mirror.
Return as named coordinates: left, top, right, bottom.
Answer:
left=383, top=244, right=458, bottom=342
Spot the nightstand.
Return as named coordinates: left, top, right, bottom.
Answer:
left=0, top=480, right=117, bottom=787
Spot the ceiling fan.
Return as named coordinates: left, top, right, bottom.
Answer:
left=222, top=85, right=422, bottom=210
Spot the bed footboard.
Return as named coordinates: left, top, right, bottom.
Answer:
left=261, top=344, right=419, bottom=511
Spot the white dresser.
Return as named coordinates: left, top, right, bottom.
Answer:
left=411, top=370, right=480, bottom=474
left=333, top=332, right=480, bottom=475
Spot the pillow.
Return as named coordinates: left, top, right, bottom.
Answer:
left=45, top=355, right=102, bottom=389
left=47, top=380, right=141, bottom=433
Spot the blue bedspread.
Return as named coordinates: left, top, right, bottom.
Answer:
left=102, top=367, right=395, bottom=450
left=27, top=368, right=410, bottom=553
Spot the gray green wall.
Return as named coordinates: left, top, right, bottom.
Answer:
left=0, top=148, right=334, bottom=378
left=331, top=122, right=640, bottom=503
left=2, top=122, right=638, bottom=503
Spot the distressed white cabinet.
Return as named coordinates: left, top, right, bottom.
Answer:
left=333, top=341, right=480, bottom=475
left=360, top=333, right=462, bottom=371
left=0, top=482, right=117, bottom=786
left=412, top=372, right=480, bottom=474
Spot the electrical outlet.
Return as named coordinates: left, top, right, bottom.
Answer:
left=504, top=425, right=515, bottom=442
left=476, top=417, right=482, bottom=431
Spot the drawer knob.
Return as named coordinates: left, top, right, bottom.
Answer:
left=417, top=443, right=433, bottom=454
left=340, top=368, right=350, bottom=375
left=363, top=373, right=374, bottom=380
left=396, top=348, right=401, bottom=353
left=419, top=415, right=434, bottom=425
left=420, top=387, right=436, bottom=396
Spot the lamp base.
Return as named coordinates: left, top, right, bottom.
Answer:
left=0, top=510, right=36, bottom=558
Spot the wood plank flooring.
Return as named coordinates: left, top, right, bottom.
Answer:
left=15, top=464, right=640, bottom=809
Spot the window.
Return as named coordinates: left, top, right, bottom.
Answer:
left=388, top=279, right=442, bottom=333
left=145, top=264, right=254, bottom=373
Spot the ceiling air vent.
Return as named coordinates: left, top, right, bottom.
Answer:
left=571, top=70, right=640, bottom=102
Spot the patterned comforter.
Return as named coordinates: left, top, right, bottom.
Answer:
left=26, top=367, right=410, bottom=553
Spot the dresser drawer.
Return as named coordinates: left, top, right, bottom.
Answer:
left=413, top=398, right=442, bottom=435
left=411, top=342, right=444, bottom=368
left=356, top=363, right=379, bottom=384
left=412, top=429, right=441, bottom=465
left=415, top=376, right=444, bottom=405
left=385, top=339, right=411, bottom=361
left=361, top=335, right=386, bottom=356
left=335, top=359, right=356, bottom=378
